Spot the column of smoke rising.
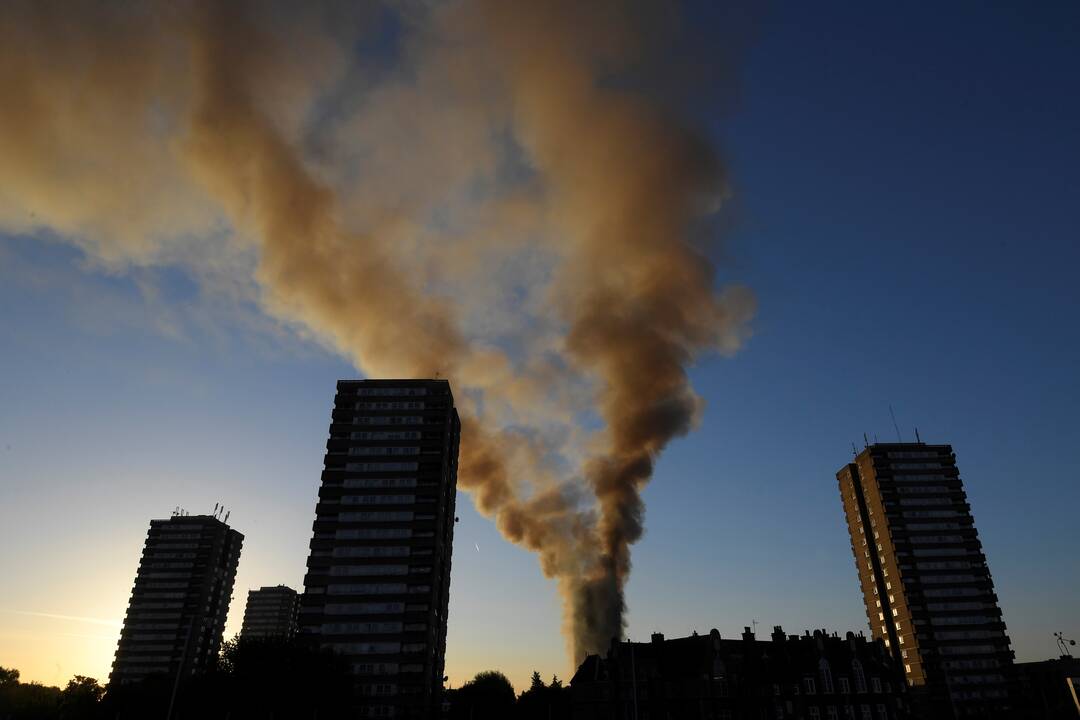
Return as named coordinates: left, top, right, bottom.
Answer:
left=0, top=0, right=753, bottom=664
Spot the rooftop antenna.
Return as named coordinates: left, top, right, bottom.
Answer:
left=213, top=502, right=219, bottom=517
left=889, top=405, right=903, bottom=442
left=863, top=432, right=869, bottom=448
left=1055, top=632, right=1076, bottom=658
left=224, top=510, right=230, bottom=524
left=914, top=427, right=922, bottom=443
left=851, top=442, right=858, bottom=457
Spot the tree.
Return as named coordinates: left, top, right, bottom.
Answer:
left=0, top=667, right=19, bottom=686
left=59, top=675, right=104, bottom=719
left=446, top=670, right=516, bottom=720
left=518, top=671, right=570, bottom=720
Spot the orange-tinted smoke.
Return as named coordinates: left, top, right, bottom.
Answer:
left=0, top=0, right=753, bottom=668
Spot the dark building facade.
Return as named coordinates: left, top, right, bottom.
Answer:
left=301, top=379, right=461, bottom=719
left=109, top=513, right=243, bottom=686
left=1013, top=656, right=1080, bottom=719
left=571, top=626, right=909, bottom=720
left=240, top=585, right=300, bottom=640
left=837, top=442, right=1013, bottom=718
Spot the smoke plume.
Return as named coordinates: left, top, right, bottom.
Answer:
left=0, top=0, right=754, bottom=663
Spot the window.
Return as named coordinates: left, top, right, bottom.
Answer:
left=871, top=678, right=882, bottom=694
left=809, top=708, right=820, bottom=720
left=861, top=706, right=872, bottom=720
left=820, top=659, right=834, bottom=693
left=852, top=661, right=867, bottom=693
left=805, top=678, right=817, bottom=694
left=839, top=678, right=851, bottom=694
left=828, top=707, right=839, bottom=720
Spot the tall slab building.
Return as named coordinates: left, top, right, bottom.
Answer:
left=240, top=585, right=300, bottom=640
left=301, top=379, right=460, bottom=719
left=110, top=513, right=243, bottom=686
left=837, top=442, right=1013, bottom=718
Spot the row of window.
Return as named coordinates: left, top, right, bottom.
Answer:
left=336, top=528, right=413, bottom=540
left=784, top=704, right=889, bottom=720
left=938, top=644, right=1002, bottom=655
left=356, top=401, right=426, bottom=410
left=902, top=510, right=960, bottom=519
left=893, top=485, right=952, bottom=494
left=342, top=478, right=420, bottom=489
left=319, top=583, right=431, bottom=595
left=929, top=615, right=998, bottom=627
left=355, top=387, right=428, bottom=397
left=329, top=565, right=429, bottom=577
left=926, top=601, right=992, bottom=611
left=351, top=431, right=422, bottom=440
left=904, top=523, right=966, bottom=531
left=896, top=497, right=953, bottom=506
left=348, top=447, right=420, bottom=456
left=353, top=415, right=424, bottom=426
left=923, top=587, right=984, bottom=598
left=324, top=603, right=420, bottom=615
left=323, top=622, right=404, bottom=634
left=916, top=560, right=978, bottom=570
left=340, top=494, right=437, bottom=506
left=329, top=642, right=428, bottom=655
left=892, top=473, right=951, bottom=481
left=920, top=574, right=981, bottom=584
left=333, top=546, right=411, bottom=558
left=934, top=629, right=1003, bottom=640
left=344, top=462, right=419, bottom=472
left=910, top=547, right=971, bottom=557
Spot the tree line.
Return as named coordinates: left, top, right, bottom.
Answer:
left=1, top=644, right=570, bottom=720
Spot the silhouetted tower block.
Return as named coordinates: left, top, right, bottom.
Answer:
left=110, top=513, right=243, bottom=686
left=240, top=585, right=300, bottom=640
left=300, top=379, right=460, bottom=719
left=837, top=442, right=1014, bottom=718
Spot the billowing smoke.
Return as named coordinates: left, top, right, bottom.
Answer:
left=0, top=0, right=754, bottom=663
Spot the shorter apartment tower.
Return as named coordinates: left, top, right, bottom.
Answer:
left=571, top=626, right=909, bottom=720
left=110, top=512, right=243, bottom=686
left=837, top=442, right=1013, bottom=718
left=240, top=585, right=300, bottom=640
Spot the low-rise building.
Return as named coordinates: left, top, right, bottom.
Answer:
left=571, top=626, right=909, bottom=720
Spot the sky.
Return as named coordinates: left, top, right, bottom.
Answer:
left=1, top=1, right=1078, bottom=693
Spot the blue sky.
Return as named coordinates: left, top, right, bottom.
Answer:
left=1, top=1, right=1078, bottom=691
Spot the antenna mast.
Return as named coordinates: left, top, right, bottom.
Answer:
left=889, top=405, right=903, bottom=442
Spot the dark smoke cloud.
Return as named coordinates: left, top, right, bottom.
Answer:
left=0, top=0, right=754, bottom=665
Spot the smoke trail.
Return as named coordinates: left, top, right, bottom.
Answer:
left=0, top=0, right=754, bottom=664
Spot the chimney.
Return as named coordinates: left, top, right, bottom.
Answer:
left=772, top=626, right=786, bottom=643
left=651, top=632, right=664, bottom=644
left=742, top=626, right=755, bottom=642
